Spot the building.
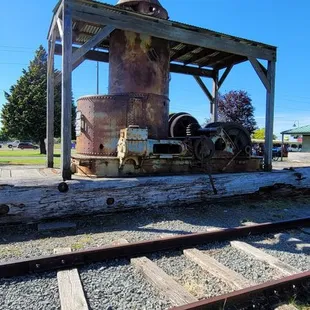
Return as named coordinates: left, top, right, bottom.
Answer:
left=281, top=125, right=310, bottom=152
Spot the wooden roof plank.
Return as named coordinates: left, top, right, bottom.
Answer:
left=69, top=2, right=276, bottom=61
left=54, top=44, right=214, bottom=78
left=183, top=49, right=217, bottom=66
left=171, top=45, right=197, bottom=61
left=215, top=55, right=248, bottom=70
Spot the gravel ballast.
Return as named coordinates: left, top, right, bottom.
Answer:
left=0, top=196, right=309, bottom=263
left=80, top=259, right=172, bottom=310
left=149, top=250, right=231, bottom=299
left=245, top=231, right=310, bottom=272
left=0, top=273, right=59, bottom=310
left=202, top=244, right=284, bottom=283
left=0, top=196, right=309, bottom=309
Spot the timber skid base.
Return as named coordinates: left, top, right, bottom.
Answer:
left=71, top=154, right=263, bottom=178
left=1, top=166, right=310, bottom=224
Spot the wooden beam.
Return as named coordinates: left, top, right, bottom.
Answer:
left=264, top=60, right=276, bottom=171
left=170, top=64, right=214, bottom=78
left=183, top=248, right=253, bottom=290
left=193, top=76, right=213, bottom=102
left=72, top=25, right=115, bottom=66
left=249, top=57, right=270, bottom=92
left=204, top=52, right=232, bottom=68
left=61, top=0, right=73, bottom=181
left=230, top=241, right=299, bottom=276
left=183, top=49, right=216, bottom=65
left=48, top=2, right=63, bottom=40
left=170, top=45, right=197, bottom=61
left=70, top=2, right=276, bottom=61
left=131, top=256, right=198, bottom=306
left=54, top=248, right=89, bottom=310
left=47, top=31, right=56, bottom=168
left=54, top=44, right=214, bottom=78
left=57, top=17, right=64, bottom=41
left=118, top=239, right=198, bottom=306
left=212, top=70, right=219, bottom=121
left=218, top=65, right=233, bottom=89
left=215, top=55, right=247, bottom=70
left=258, top=60, right=267, bottom=76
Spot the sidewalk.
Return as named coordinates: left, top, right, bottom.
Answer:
left=272, top=152, right=310, bottom=170
left=0, top=166, right=61, bottom=180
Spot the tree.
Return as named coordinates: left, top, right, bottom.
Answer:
left=0, top=129, right=9, bottom=141
left=217, top=90, right=257, bottom=134
left=1, top=46, right=76, bottom=154
left=253, top=128, right=277, bottom=140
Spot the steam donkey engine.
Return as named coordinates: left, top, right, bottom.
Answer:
left=72, top=0, right=258, bottom=177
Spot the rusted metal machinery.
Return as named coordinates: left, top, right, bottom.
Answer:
left=72, top=0, right=261, bottom=177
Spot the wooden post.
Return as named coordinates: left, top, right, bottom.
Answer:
left=212, top=70, right=219, bottom=122
left=61, top=0, right=73, bottom=180
left=47, top=31, right=56, bottom=168
left=281, top=133, right=284, bottom=162
left=264, top=61, right=276, bottom=171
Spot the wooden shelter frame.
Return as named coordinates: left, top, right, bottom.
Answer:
left=47, top=0, right=277, bottom=180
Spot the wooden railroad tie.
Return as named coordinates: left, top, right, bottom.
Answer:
left=54, top=247, right=89, bottom=310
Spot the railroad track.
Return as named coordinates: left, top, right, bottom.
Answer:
left=0, top=218, right=309, bottom=310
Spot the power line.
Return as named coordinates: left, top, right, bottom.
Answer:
left=0, top=49, right=34, bottom=53
left=0, top=62, right=28, bottom=65
left=0, top=45, right=35, bottom=50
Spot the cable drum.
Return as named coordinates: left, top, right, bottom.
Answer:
left=193, top=136, right=215, bottom=161
left=169, top=113, right=200, bottom=138
left=206, top=122, right=251, bottom=156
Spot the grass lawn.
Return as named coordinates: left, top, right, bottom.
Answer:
left=0, top=157, right=61, bottom=167
left=0, top=150, right=46, bottom=157
left=0, top=145, right=75, bottom=166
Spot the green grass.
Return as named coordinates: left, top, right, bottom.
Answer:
left=0, top=146, right=75, bottom=166
left=0, top=149, right=62, bottom=157
left=0, top=150, right=45, bottom=157
left=0, top=157, right=60, bottom=167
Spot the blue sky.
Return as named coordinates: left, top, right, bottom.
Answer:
left=0, top=0, right=310, bottom=138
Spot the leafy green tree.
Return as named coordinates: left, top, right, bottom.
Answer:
left=1, top=45, right=76, bottom=154
left=253, top=128, right=277, bottom=140
left=0, top=129, right=9, bottom=141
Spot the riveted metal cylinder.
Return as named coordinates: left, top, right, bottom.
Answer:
left=77, top=94, right=169, bottom=155
left=76, top=95, right=127, bottom=156
left=108, top=0, right=170, bottom=140
left=108, top=30, right=170, bottom=97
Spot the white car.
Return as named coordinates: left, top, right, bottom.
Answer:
left=7, top=140, right=20, bottom=148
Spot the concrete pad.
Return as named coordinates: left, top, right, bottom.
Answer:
left=11, top=169, right=42, bottom=179
left=0, top=169, right=11, bottom=178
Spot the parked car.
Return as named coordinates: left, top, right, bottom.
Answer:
left=17, top=142, right=39, bottom=150
left=7, top=140, right=20, bottom=148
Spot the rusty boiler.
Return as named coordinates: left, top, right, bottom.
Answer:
left=73, top=0, right=259, bottom=177
left=76, top=0, right=170, bottom=159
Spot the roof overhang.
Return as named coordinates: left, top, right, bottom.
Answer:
left=49, top=0, right=277, bottom=72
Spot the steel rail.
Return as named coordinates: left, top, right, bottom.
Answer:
left=0, top=217, right=309, bottom=278
left=170, top=271, right=310, bottom=310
